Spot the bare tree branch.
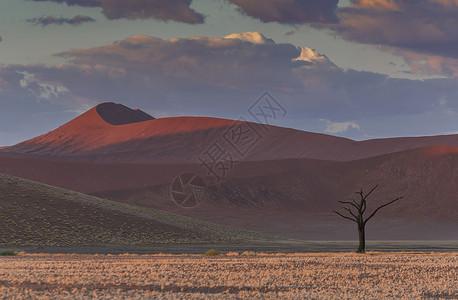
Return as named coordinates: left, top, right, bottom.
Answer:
left=355, top=189, right=363, bottom=198
left=352, top=199, right=360, bottom=208
left=344, top=206, right=358, bottom=219
left=359, top=185, right=378, bottom=214
left=333, top=210, right=358, bottom=223
left=339, top=200, right=359, bottom=210
left=364, top=196, right=404, bottom=225
left=334, top=184, right=404, bottom=253
left=364, top=184, right=379, bottom=200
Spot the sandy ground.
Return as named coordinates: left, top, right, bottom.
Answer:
left=0, top=252, right=456, bottom=299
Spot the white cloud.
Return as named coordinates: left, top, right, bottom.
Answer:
left=320, top=119, right=361, bottom=134
left=19, top=71, right=70, bottom=100
left=224, top=32, right=274, bottom=44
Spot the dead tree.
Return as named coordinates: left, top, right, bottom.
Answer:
left=333, top=184, right=404, bottom=253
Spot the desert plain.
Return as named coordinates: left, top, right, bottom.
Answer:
left=0, top=251, right=457, bottom=299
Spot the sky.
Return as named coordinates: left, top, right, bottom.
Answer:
left=1, top=0, right=457, bottom=146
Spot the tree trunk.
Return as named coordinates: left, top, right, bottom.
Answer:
left=357, top=223, right=365, bottom=253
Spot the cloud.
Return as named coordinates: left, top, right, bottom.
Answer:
left=0, top=32, right=337, bottom=120
left=3, top=32, right=457, bottom=115
left=427, top=0, right=458, bottom=7
left=2, top=32, right=458, bottom=142
left=228, top=0, right=339, bottom=24
left=320, top=119, right=360, bottom=134
left=350, top=0, right=401, bottom=11
left=224, top=32, right=275, bottom=44
left=46, top=32, right=334, bottom=96
left=27, top=15, right=96, bottom=26
left=30, top=0, right=205, bottom=23
left=388, top=47, right=458, bottom=78
left=0, top=67, right=97, bottom=146
left=318, top=0, right=458, bottom=77
left=223, top=1, right=458, bottom=78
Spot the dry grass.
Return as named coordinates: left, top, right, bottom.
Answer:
left=0, top=252, right=456, bottom=299
left=204, top=249, right=220, bottom=256
left=0, top=251, right=18, bottom=256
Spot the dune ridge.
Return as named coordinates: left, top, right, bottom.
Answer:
left=3, top=102, right=458, bottom=163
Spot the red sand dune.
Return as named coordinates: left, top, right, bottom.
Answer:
left=89, top=145, right=458, bottom=240
left=1, top=145, right=457, bottom=240
left=0, top=154, right=332, bottom=195
left=4, top=103, right=247, bottom=160
left=1, top=103, right=457, bottom=240
left=3, top=102, right=458, bottom=163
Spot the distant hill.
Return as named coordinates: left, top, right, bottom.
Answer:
left=0, top=173, right=273, bottom=247
left=2, top=102, right=458, bottom=163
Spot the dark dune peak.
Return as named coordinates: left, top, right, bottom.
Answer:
left=96, top=102, right=154, bottom=125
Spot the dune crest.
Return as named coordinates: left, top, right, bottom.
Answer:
left=2, top=103, right=458, bottom=163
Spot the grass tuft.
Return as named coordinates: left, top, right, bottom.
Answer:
left=0, top=250, right=19, bottom=256
left=204, top=249, right=220, bottom=256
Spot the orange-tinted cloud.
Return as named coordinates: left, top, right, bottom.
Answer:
left=317, top=0, right=458, bottom=77
left=350, top=0, right=401, bottom=11
left=51, top=32, right=335, bottom=93
left=388, top=47, right=458, bottom=77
